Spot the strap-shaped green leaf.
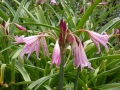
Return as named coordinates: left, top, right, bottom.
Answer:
left=28, top=73, right=58, bottom=90
left=0, top=64, right=6, bottom=84
left=98, top=17, right=120, bottom=33
left=16, top=60, right=31, bottom=81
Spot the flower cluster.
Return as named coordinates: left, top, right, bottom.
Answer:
left=51, top=20, right=110, bottom=70
left=13, top=19, right=110, bottom=70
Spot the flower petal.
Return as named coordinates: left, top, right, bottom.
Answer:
left=85, top=30, right=109, bottom=54
left=14, top=35, right=24, bottom=43
left=36, top=39, right=40, bottom=59
left=40, top=37, right=49, bottom=57
left=52, top=40, right=61, bottom=67
left=72, top=38, right=93, bottom=70
left=15, top=35, right=43, bottom=59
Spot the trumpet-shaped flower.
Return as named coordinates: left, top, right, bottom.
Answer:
left=14, top=34, right=49, bottom=59
left=72, top=38, right=93, bottom=70
left=85, top=30, right=109, bottom=54
left=52, top=40, right=61, bottom=67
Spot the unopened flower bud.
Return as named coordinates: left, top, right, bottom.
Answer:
left=14, top=23, right=27, bottom=32
left=60, top=19, right=66, bottom=32
left=1, top=20, right=9, bottom=35
left=116, top=29, right=120, bottom=34
left=99, top=2, right=108, bottom=5
left=80, top=6, right=84, bottom=14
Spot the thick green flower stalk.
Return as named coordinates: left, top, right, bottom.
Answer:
left=52, top=19, right=67, bottom=90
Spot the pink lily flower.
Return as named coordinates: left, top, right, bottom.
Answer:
left=72, top=38, right=93, bottom=70
left=50, top=0, right=57, bottom=5
left=14, top=34, right=49, bottom=59
left=52, top=40, right=61, bottom=67
left=85, top=30, right=109, bottom=54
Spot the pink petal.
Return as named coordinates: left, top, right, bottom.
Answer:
left=86, top=30, right=109, bottom=54
left=72, top=39, right=93, bottom=70
left=40, top=37, right=49, bottom=57
left=35, top=39, right=40, bottom=59
left=23, top=36, right=38, bottom=44
left=90, top=33, right=108, bottom=52
left=20, top=44, right=31, bottom=59
left=52, top=40, right=61, bottom=67
left=90, top=37, right=100, bottom=54
left=79, top=41, right=93, bottom=70
left=14, top=35, right=24, bottom=43
left=26, top=42, right=37, bottom=59
left=20, top=41, right=37, bottom=59
left=72, top=40, right=79, bottom=68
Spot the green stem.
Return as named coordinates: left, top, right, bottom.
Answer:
left=11, top=59, right=15, bottom=82
left=11, top=59, right=16, bottom=90
left=58, top=54, right=65, bottom=90
left=74, top=68, right=80, bottom=90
